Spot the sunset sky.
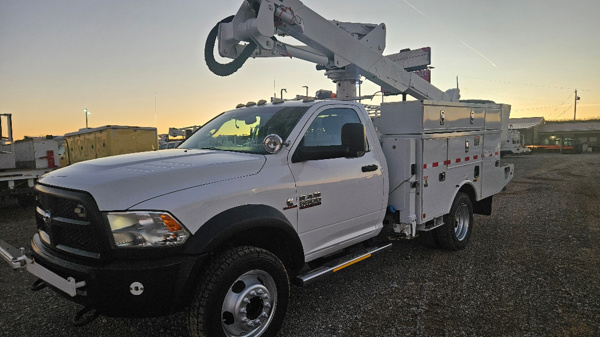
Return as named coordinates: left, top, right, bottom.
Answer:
left=1, top=0, right=599, bottom=140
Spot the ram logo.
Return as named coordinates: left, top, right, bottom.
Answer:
left=299, top=192, right=321, bottom=209
left=37, top=207, right=52, bottom=226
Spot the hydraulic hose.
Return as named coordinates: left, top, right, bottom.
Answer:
left=205, top=16, right=257, bottom=76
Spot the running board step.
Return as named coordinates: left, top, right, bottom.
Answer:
left=293, top=243, right=392, bottom=286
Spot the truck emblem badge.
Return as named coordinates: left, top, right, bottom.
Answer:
left=299, top=192, right=321, bottom=209
left=42, top=210, right=52, bottom=226
left=283, top=198, right=297, bottom=210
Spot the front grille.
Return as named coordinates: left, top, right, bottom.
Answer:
left=54, top=224, right=101, bottom=253
left=51, top=198, right=85, bottom=219
left=35, top=184, right=108, bottom=259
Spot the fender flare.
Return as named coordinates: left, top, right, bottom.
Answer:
left=184, top=204, right=304, bottom=272
left=452, top=181, right=491, bottom=215
left=451, top=180, right=478, bottom=209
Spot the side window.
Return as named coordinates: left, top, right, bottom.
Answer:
left=302, top=108, right=361, bottom=147
left=292, top=108, right=367, bottom=163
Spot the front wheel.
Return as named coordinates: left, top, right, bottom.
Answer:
left=433, top=192, right=473, bottom=250
left=188, top=246, right=290, bottom=337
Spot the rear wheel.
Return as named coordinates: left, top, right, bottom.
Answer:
left=188, top=246, right=289, bottom=337
left=433, top=192, right=473, bottom=250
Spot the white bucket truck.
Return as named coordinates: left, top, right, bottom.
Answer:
left=1, top=1, right=513, bottom=336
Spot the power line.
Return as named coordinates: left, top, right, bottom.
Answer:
left=512, top=103, right=570, bottom=112
left=554, top=105, right=573, bottom=119
left=547, top=93, right=574, bottom=119
left=461, top=76, right=590, bottom=92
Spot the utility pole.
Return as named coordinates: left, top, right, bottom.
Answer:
left=574, top=89, right=580, bottom=121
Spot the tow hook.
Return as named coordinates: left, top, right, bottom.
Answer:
left=72, top=307, right=100, bottom=327
left=31, top=279, right=47, bottom=292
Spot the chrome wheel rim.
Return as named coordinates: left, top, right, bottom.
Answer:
left=454, top=203, right=470, bottom=241
left=221, top=270, right=277, bottom=337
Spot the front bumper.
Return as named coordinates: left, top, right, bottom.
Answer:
left=29, top=233, right=206, bottom=317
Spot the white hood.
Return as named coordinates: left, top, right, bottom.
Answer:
left=39, top=149, right=266, bottom=210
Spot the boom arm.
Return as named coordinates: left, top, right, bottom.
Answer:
left=209, top=0, right=459, bottom=101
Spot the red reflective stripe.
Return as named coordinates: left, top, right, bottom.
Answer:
left=495, top=151, right=499, bottom=155
left=445, top=160, right=451, bottom=165
left=456, top=158, right=461, bottom=163
left=423, top=164, right=427, bottom=169
left=474, top=155, right=478, bottom=159
left=465, top=157, right=470, bottom=161
left=432, top=162, right=439, bottom=167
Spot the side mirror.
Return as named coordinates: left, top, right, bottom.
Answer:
left=341, top=123, right=366, bottom=158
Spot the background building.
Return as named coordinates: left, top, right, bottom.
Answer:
left=509, top=118, right=600, bottom=152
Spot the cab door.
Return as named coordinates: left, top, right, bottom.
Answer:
left=288, top=106, right=385, bottom=259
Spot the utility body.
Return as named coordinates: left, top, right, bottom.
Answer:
left=1, top=1, right=514, bottom=336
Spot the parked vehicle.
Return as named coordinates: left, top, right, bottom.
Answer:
left=0, top=114, right=59, bottom=204
left=0, top=1, right=514, bottom=336
left=501, top=129, right=530, bottom=156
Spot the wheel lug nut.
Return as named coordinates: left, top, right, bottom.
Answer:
left=243, top=298, right=250, bottom=303
left=240, top=308, right=247, bottom=314
left=249, top=290, right=257, bottom=296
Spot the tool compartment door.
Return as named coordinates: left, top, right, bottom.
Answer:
left=481, top=132, right=506, bottom=198
left=420, top=137, right=449, bottom=222
left=446, top=134, right=483, bottom=198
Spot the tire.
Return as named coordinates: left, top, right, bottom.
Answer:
left=433, top=192, right=473, bottom=251
left=188, top=246, right=290, bottom=337
left=418, top=229, right=439, bottom=248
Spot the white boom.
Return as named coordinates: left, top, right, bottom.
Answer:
left=208, top=0, right=460, bottom=101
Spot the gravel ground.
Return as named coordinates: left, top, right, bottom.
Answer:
left=1, top=152, right=599, bottom=337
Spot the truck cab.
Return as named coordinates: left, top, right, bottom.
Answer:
left=26, top=100, right=386, bottom=321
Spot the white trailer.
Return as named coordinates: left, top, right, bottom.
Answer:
left=0, top=114, right=59, bottom=203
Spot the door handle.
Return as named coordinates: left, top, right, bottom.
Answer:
left=362, top=164, right=378, bottom=172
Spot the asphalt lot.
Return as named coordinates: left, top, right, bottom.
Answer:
left=1, top=152, right=599, bottom=337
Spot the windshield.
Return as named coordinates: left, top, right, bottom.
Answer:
left=179, top=105, right=309, bottom=154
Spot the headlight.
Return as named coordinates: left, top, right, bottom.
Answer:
left=106, top=212, right=189, bottom=247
